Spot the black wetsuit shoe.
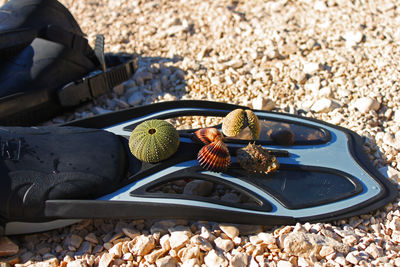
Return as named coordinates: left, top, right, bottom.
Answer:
left=0, top=126, right=128, bottom=225
left=0, top=0, right=85, bottom=58
left=0, top=0, right=137, bottom=126
left=0, top=37, right=98, bottom=126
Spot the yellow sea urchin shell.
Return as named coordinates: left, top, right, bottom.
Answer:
left=222, top=109, right=260, bottom=140
left=237, top=143, right=279, bottom=174
left=129, top=119, right=180, bottom=163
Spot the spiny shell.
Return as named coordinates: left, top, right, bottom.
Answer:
left=129, top=119, right=180, bottom=163
left=197, top=140, right=230, bottom=172
left=237, top=143, right=279, bottom=174
left=222, top=109, right=260, bottom=140
left=192, top=127, right=223, bottom=144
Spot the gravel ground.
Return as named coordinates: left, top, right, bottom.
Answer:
left=1, top=0, right=400, bottom=266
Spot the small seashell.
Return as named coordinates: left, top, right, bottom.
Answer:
left=192, top=127, right=223, bottom=144
left=129, top=119, right=180, bottom=163
left=197, top=140, right=231, bottom=172
left=236, top=143, right=279, bottom=174
left=222, top=109, right=260, bottom=140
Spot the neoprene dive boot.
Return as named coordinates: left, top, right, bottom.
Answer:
left=0, top=0, right=137, bottom=126
left=0, top=0, right=85, bottom=58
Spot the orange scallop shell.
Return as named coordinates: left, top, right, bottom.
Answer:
left=192, top=127, right=223, bottom=145
left=197, top=140, right=231, bottom=172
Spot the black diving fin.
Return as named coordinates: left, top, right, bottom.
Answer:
left=0, top=100, right=397, bottom=235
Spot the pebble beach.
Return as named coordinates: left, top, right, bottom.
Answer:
left=1, top=0, right=400, bottom=266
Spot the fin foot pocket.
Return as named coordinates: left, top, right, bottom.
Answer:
left=0, top=126, right=128, bottom=221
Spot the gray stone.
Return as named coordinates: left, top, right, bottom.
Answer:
left=168, top=231, right=190, bottom=250
left=113, top=83, right=125, bottom=96
left=366, top=243, right=384, bottom=258
left=134, top=67, right=153, bottom=85
left=113, top=98, right=130, bottom=109
left=150, top=220, right=188, bottom=235
left=98, top=252, right=114, bottom=267
left=219, top=224, right=240, bottom=240
left=75, top=241, right=92, bottom=256
left=92, top=106, right=112, bottom=115
left=221, top=192, right=240, bottom=203
left=122, top=227, right=141, bottom=239
left=190, top=235, right=213, bottom=251
left=258, top=232, right=276, bottom=244
left=214, top=237, right=234, bottom=252
left=345, top=251, right=362, bottom=265
left=151, top=79, right=162, bottom=92
left=378, top=165, right=400, bottom=183
left=84, top=233, right=98, bottom=244
left=128, top=235, right=155, bottom=256
left=283, top=232, right=349, bottom=257
left=156, top=255, right=178, bottom=267
left=183, top=180, right=214, bottom=196
left=128, top=91, right=144, bottom=106
left=230, top=252, right=248, bottom=267
left=69, top=235, right=83, bottom=249
left=236, top=224, right=263, bottom=235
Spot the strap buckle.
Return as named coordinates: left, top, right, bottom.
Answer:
left=1, top=138, right=21, bottom=161
left=58, top=58, right=137, bottom=107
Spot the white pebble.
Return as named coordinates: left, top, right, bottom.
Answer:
left=354, top=97, right=380, bottom=113
left=311, top=98, right=340, bottom=113
left=303, top=62, right=320, bottom=74
left=251, top=96, right=275, bottom=111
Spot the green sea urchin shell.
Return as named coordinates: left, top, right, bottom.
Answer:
left=222, top=109, right=260, bottom=139
left=129, top=119, right=180, bottom=163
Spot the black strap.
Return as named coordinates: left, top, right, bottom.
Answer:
left=57, top=57, right=137, bottom=107
left=39, top=25, right=92, bottom=55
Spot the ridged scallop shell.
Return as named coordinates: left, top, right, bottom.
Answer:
left=222, top=109, right=260, bottom=140
left=237, top=143, right=279, bottom=174
left=129, top=119, right=180, bottom=163
left=192, top=127, right=223, bottom=144
left=197, top=140, right=230, bottom=172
